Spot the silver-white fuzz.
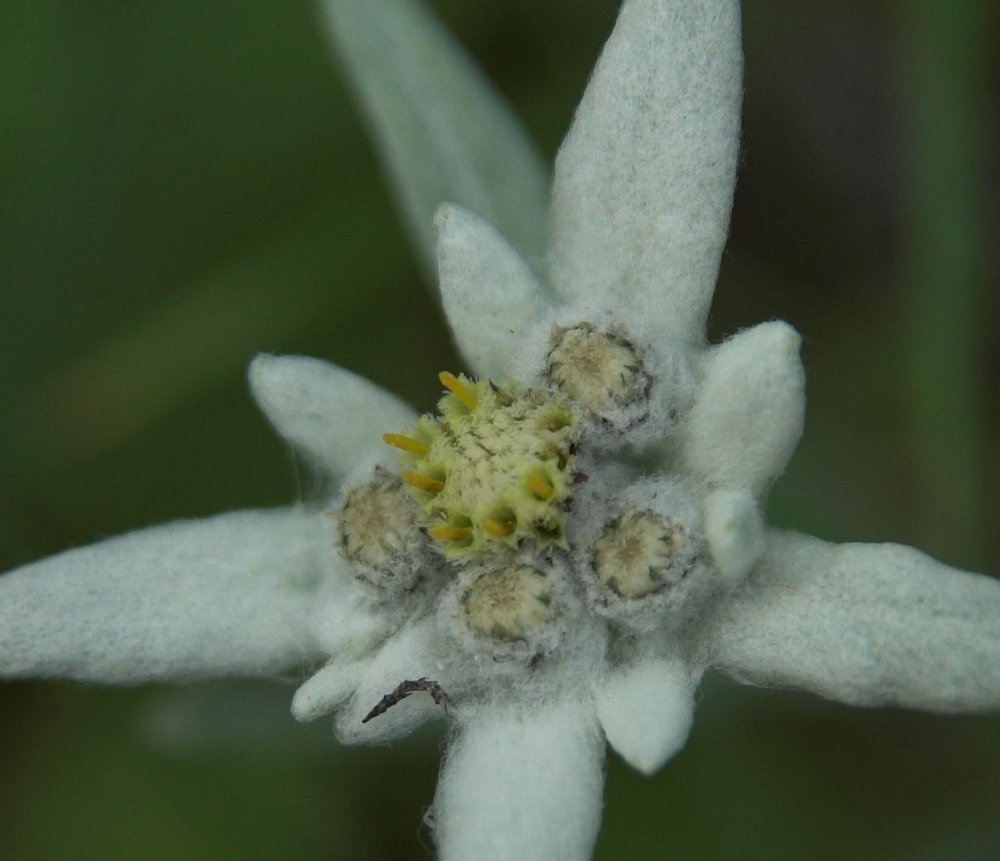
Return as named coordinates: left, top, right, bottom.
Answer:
left=1, top=2, right=997, bottom=861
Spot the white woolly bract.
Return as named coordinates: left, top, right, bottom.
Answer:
left=595, top=655, right=696, bottom=775
left=334, top=617, right=457, bottom=744
left=320, top=0, right=549, bottom=277
left=5, top=4, right=999, bottom=861
left=433, top=700, right=604, bottom=861
left=292, top=659, right=366, bottom=722
left=434, top=203, right=552, bottom=382
left=0, top=509, right=327, bottom=682
left=681, top=320, right=805, bottom=493
left=703, top=530, right=1000, bottom=712
left=703, top=487, right=765, bottom=583
left=249, top=354, right=417, bottom=483
left=307, top=559, right=400, bottom=662
left=548, top=0, right=742, bottom=345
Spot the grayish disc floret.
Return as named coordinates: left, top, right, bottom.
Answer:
left=335, top=466, right=429, bottom=595
left=584, top=479, right=718, bottom=634
left=545, top=322, right=653, bottom=430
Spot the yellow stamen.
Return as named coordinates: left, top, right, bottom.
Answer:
left=430, top=524, right=473, bottom=542
left=439, top=371, right=478, bottom=410
left=402, top=471, right=444, bottom=493
left=527, top=473, right=554, bottom=499
left=382, top=433, right=430, bottom=456
left=483, top=519, right=516, bottom=538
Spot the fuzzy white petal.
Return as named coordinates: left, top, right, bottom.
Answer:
left=433, top=699, right=604, bottom=861
left=310, top=570, right=400, bottom=661
left=334, top=617, right=454, bottom=744
left=0, top=509, right=327, bottom=683
left=702, top=529, right=1000, bottom=712
left=704, top=487, right=766, bottom=584
left=434, top=204, right=552, bottom=381
left=292, top=659, right=367, bottom=722
left=248, top=354, right=416, bottom=482
left=682, top=321, right=805, bottom=493
left=548, top=0, right=742, bottom=344
left=596, top=655, right=696, bottom=775
left=321, top=0, right=549, bottom=277
left=435, top=204, right=552, bottom=380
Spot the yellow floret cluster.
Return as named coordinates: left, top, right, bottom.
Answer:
left=385, top=373, right=580, bottom=558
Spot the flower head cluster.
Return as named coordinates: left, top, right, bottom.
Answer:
left=1, top=1, right=998, bottom=859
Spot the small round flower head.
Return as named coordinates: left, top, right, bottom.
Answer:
left=594, top=510, right=692, bottom=600
left=438, top=554, right=574, bottom=663
left=578, top=477, right=717, bottom=633
left=465, top=565, right=552, bottom=640
left=545, top=322, right=652, bottom=430
left=335, top=466, right=428, bottom=594
left=385, top=372, right=580, bottom=558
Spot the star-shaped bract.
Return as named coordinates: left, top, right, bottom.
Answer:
left=1, top=2, right=998, bottom=860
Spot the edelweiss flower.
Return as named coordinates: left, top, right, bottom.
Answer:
left=2, top=1, right=998, bottom=859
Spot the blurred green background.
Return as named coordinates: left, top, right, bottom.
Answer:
left=1, top=0, right=997, bottom=858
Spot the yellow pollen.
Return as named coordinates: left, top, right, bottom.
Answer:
left=385, top=372, right=581, bottom=558
left=439, top=371, right=478, bottom=410
left=382, top=433, right=430, bottom=456
left=483, top=518, right=516, bottom=538
left=402, top=471, right=444, bottom=494
left=526, top=473, right=554, bottom=499
left=430, top=524, right=473, bottom=542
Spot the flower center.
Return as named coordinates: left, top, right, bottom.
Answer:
left=463, top=564, right=554, bottom=641
left=593, top=510, right=694, bottom=600
left=384, top=372, right=580, bottom=558
left=546, top=323, right=651, bottom=427
left=335, top=467, right=426, bottom=593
